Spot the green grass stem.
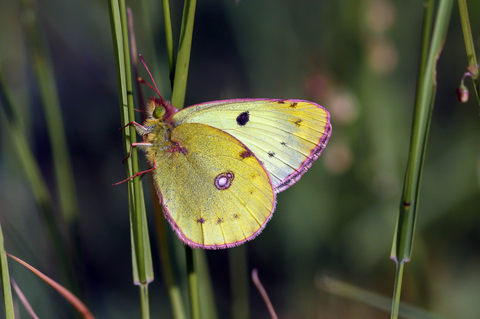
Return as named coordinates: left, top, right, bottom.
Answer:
left=417, top=0, right=435, bottom=88
left=109, top=0, right=153, bottom=317
left=162, top=0, right=176, bottom=89
left=458, top=0, right=478, bottom=74
left=390, top=0, right=454, bottom=318
left=0, top=222, right=14, bottom=319
left=390, top=261, right=405, bottom=319
left=140, top=284, right=150, bottom=319
left=119, top=0, right=148, bottom=285
left=171, top=0, right=197, bottom=110
left=391, top=0, right=453, bottom=268
left=153, top=194, right=188, bottom=319
left=197, top=250, right=218, bottom=319
left=229, top=246, right=249, bottom=319
left=186, top=247, right=200, bottom=319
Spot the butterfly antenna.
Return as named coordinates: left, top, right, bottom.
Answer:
left=139, top=54, right=165, bottom=105
left=138, top=77, right=158, bottom=93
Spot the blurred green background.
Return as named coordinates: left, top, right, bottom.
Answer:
left=1, top=0, right=480, bottom=318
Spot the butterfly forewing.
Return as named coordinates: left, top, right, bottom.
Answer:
left=173, top=99, right=331, bottom=192
left=150, top=122, right=275, bottom=249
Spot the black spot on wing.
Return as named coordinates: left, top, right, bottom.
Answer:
left=294, top=119, right=302, bottom=127
left=268, top=152, right=275, bottom=158
left=236, top=111, right=249, bottom=126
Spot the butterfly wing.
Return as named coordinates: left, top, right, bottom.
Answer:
left=151, top=122, right=275, bottom=249
left=172, top=99, right=331, bottom=193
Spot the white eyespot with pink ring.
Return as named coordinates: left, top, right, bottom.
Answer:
left=214, top=171, right=234, bottom=190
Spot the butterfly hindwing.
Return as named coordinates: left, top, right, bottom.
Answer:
left=150, top=122, right=275, bottom=249
left=172, top=99, right=331, bottom=192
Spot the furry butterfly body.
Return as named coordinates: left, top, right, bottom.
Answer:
left=132, top=98, right=331, bottom=249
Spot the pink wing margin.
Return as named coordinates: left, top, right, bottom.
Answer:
left=272, top=99, right=332, bottom=193
left=160, top=199, right=277, bottom=250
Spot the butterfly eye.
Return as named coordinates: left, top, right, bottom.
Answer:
left=153, top=106, right=166, bottom=119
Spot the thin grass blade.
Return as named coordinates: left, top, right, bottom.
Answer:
left=161, top=0, right=176, bottom=89
left=0, top=223, right=14, bottom=319
left=152, top=193, right=188, bottom=319
left=197, top=250, right=218, bottom=319
left=108, top=0, right=154, bottom=286
left=252, top=269, right=278, bottom=319
left=108, top=3, right=153, bottom=319
left=186, top=247, right=200, bottom=319
left=7, top=253, right=95, bottom=319
left=11, top=278, right=39, bottom=319
left=229, top=246, right=249, bottom=319
left=390, top=0, right=454, bottom=318
left=391, top=0, right=454, bottom=268
left=171, top=0, right=197, bottom=110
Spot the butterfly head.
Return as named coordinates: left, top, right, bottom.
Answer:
left=146, top=97, right=178, bottom=124
left=140, top=54, right=179, bottom=124
left=152, top=102, right=166, bottom=119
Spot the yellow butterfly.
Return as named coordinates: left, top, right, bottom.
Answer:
left=120, top=67, right=331, bottom=249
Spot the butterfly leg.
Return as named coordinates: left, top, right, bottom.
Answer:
left=119, top=121, right=153, bottom=136
left=122, top=142, right=153, bottom=163
left=113, top=158, right=157, bottom=186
